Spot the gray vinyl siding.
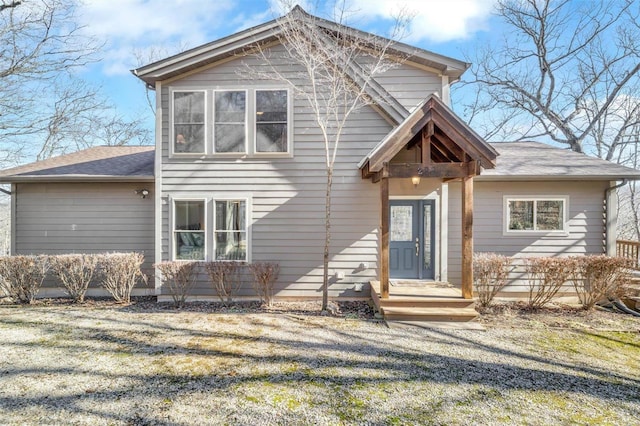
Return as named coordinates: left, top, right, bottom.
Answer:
left=159, top=44, right=396, bottom=298
left=374, top=62, right=442, bottom=111
left=14, top=182, right=155, bottom=289
left=447, top=180, right=608, bottom=292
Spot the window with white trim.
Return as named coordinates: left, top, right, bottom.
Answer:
left=506, top=198, right=566, bottom=232
left=255, top=89, right=288, bottom=153
left=173, top=91, right=205, bottom=154
left=170, top=88, right=290, bottom=156
left=174, top=200, right=205, bottom=260
left=214, top=90, right=247, bottom=153
left=214, top=200, right=247, bottom=261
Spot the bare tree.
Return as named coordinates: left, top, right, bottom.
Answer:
left=1, top=0, right=152, bottom=165
left=456, top=0, right=640, bottom=239
left=457, top=0, right=640, bottom=156
left=246, top=2, right=411, bottom=310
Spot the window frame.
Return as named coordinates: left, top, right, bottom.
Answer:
left=253, top=88, right=292, bottom=156
left=503, top=195, right=569, bottom=236
left=212, top=89, right=248, bottom=155
left=213, top=197, right=251, bottom=262
left=170, top=89, right=207, bottom=157
left=171, top=198, right=208, bottom=261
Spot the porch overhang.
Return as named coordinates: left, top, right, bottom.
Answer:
left=359, top=94, right=497, bottom=300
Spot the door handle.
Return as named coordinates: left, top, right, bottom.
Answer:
left=415, top=237, right=419, bottom=256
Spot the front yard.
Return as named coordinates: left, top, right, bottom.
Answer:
left=0, top=300, right=639, bottom=425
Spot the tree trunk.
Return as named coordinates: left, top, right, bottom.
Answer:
left=322, top=167, right=333, bottom=311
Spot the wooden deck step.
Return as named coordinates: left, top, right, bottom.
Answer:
left=377, top=297, right=475, bottom=309
left=381, top=306, right=479, bottom=322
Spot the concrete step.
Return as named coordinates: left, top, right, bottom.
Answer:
left=381, top=306, right=479, bottom=322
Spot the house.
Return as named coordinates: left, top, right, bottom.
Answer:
left=1, top=6, right=639, bottom=307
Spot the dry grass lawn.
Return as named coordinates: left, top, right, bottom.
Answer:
left=0, top=299, right=639, bottom=425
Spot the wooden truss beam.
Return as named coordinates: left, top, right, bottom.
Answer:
left=386, top=161, right=479, bottom=179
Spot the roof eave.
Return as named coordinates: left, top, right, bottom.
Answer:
left=475, top=174, right=640, bottom=181
left=0, top=175, right=155, bottom=183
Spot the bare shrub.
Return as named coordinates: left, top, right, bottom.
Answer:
left=50, top=254, right=99, bottom=303
left=248, top=262, right=279, bottom=307
left=0, top=255, right=49, bottom=304
left=155, top=261, right=199, bottom=307
left=570, top=255, right=632, bottom=310
left=98, top=253, right=146, bottom=304
left=203, top=261, right=243, bottom=304
left=524, top=257, right=573, bottom=309
left=473, top=253, right=511, bottom=307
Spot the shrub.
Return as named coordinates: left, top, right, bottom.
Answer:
left=155, top=261, right=199, bottom=307
left=0, top=255, right=49, bottom=304
left=50, top=254, right=99, bottom=303
left=570, top=255, right=632, bottom=309
left=98, top=253, right=146, bottom=303
left=248, top=262, right=279, bottom=307
left=203, top=261, right=243, bottom=304
left=473, top=252, right=511, bottom=307
left=524, top=257, right=573, bottom=309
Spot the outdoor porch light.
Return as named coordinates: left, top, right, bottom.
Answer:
left=411, top=176, right=421, bottom=187
left=135, top=189, right=150, bottom=199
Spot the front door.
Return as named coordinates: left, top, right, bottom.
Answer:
left=389, top=200, right=435, bottom=280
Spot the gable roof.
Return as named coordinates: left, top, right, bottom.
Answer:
left=480, top=142, right=640, bottom=181
left=132, top=6, right=466, bottom=125
left=0, top=146, right=155, bottom=183
left=359, top=94, right=498, bottom=174
left=133, top=6, right=469, bottom=86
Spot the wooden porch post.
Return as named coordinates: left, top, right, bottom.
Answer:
left=461, top=175, right=473, bottom=299
left=380, top=176, right=390, bottom=299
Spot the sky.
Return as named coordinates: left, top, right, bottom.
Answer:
left=75, top=0, right=499, bottom=129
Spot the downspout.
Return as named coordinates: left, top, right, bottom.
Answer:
left=604, top=179, right=628, bottom=257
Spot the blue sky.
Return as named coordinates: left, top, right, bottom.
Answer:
left=76, top=0, right=499, bottom=129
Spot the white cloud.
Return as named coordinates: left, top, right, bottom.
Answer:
left=349, top=0, right=497, bottom=42
left=77, top=0, right=236, bottom=75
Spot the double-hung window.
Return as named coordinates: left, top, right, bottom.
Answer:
left=214, top=90, right=247, bottom=153
left=255, top=89, right=288, bottom=153
left=505, top=197, right=567, bottom=233
left=174, top=200, right=206, bottom=260
left=173, top=91, right=205, bottom=154
left=214, top=200, right=247, bottom=261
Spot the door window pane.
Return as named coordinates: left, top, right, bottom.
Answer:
left=215, top=91, right=246, bottom=153
left=174, top=92, right=205, bottom=153
left=256, top=90, right=288, bottom=152
left=174, top=200, right=205, bottom=260
left=423, top=204, right=432, bottom=269
left=391, top=206, right=412, bottom=241
left=215, top=200, right=247, bottom=261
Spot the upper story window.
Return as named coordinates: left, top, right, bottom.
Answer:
left=505, top=197, right=567, bottom=234
left=173, top=91, right=206, bottom=154
left=214, top=90, right=247, bottom=153
left=171, top=88, right=290, bottom=157
left=256, top=89, right=288, bottom=153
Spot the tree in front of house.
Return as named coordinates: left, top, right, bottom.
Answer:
left=247, top=2, right=412, bottom=310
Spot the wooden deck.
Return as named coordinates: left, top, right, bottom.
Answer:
left=370, top=280, right=479, bottom=323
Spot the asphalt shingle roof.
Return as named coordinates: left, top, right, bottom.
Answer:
left=482, top=141, right=640, bottom=180
left=0, top=141, right=637, bottom=183
left=0, top=146, right=154, bottom=182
